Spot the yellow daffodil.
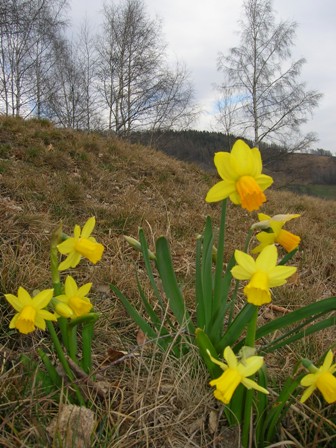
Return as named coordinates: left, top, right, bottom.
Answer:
left=56, top=275, right=93, bottom=317
left=206, top=139, right=273, bottom=211
left=4, top=287, right=56, bottom=334
left=207, top=346, right=269, bottom=404
left=252, top=213, right=301, bottom=253
left=231, top=244, right=297, bottom=306
left=300, top=350, right=336, bottom=404
left=57, top=217, right=104, bottom=271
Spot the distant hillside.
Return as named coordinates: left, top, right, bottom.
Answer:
left=129, top=130, right=336, bottom=187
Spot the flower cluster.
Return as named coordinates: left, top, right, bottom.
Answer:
left=4, top=217, right=104, bottom=334
left=206, top=139, right=336, bottom=406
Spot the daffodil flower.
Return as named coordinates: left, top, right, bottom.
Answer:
left=252, top=213, right=301, bottom=253
left=231, top=244, right=297, bottom=306
left=56, top=275, right=93, bottom=317
left=57, top=217, right=104, bottom=271
left=4, top=287, right=56, bottom=334
left=207, top=346, right=269, bottom=404
left=206, top=139, right=273, bottom=211
left=300, top=350, right=336, bottom=404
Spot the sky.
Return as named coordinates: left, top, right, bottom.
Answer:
left=69, top=0, right=336, bottom=154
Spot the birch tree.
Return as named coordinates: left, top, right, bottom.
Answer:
left=217, top=0, right=322, bottom=150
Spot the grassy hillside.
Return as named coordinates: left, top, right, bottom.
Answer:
left=1, top=117, right=336, bottom=447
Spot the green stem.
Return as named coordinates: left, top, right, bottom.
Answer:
left=46, top=321, right=85, bottom=405
left=213, top=199, right=227, bottom=313
left=241, top=306, right=258, bottom=447
left=228, top=229, right=253, bottom=326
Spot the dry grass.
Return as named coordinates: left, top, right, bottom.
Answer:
left=0, top=117, right=335, bottom=447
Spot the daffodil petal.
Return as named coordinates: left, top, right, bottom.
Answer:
left=77, top=282, right=92, bottom=297
left=250, top=147, right=263, bottom=176
left=300, top=384, right=316, bottom=403
left=231, top=140, right=254, bottom=176
left=57, top=238, right=75, bottom=254
left=231, top=265, right=254, bottom=280
left=4, top=294, right=23, bottom=312
left=239, top=356, right=264, bottom=376
left=224, top=346, right=238, bottom=368
left=74, top=224, right=81, bottom=238
left=255, top=174, right=273, bottom=191
left=214, top=152, right=236, bottom=180
left=65, top=276, right=78, bottom=296
left=38, top=309, right=57, bottom=321
left=81, top=217, right=96, bottom=238
left=255, top=245, right=277, bottom=271
left=32, top=289, right=54, bottom=309
left=34, top=315, right=47, bottom=330
left=268, top=266, right=297, bottom=287
left=9, top=314, right=19, bottom=329
left=17, top=287, right=33, bottom=306
left=229, top=191, right=242, bottom=205
left=322, top=350, right=334, bottom=371
left=206, top=180, right=236, bottom=202
left=300, top=373, right=316, bottom=387
left=242, top=377, right=269, bottom=394
left=233, top=250, right=256, bottom=276
left=206, top=349, right=228, bottom=371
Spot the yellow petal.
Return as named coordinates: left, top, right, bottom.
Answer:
left=301, top=373, right=317, bottom=387
left=214, top=152, right=236, bottom=180
left=77, top=282, right=92, bottom=298
left=242, top=377, right=269, bottom=394
left=224, top=347, right=238, bottom=368
left=255, top=245, right=277, bottom=272
left=255, top=173, right=273, bottom=191
left=32, top=289, right=54, bottom=310
left=233, top=250, right=256, bottom=277
left=239, top=355, right=264, bottom=377
left=231, top=141, right=255, bottom=176
left=206, top=349, right=228, bottom=371
left=57, top=238, right=75, bottom=254
left=300, top=384, right=316, bottom=403
left=268, top=266, right=297, bottom=287
left=4, top=293, right=23, bottom=312
left=205, top=180, right=236, bottom=203
left=17, top=287, right=33, bottom=306
left=321, top=350, right=334, bottom=371
left=65, top=276, right=78, bottom=296
left=81, top=217, right=96, bottom=238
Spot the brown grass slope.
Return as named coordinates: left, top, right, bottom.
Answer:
left=0, top=116, right=336, bottom=447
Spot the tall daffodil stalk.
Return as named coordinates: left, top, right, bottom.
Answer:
left=252, top=213, right=301, bottom=253
left=205, top=139, right=273, bottom=211
left=300, top=350, right=336, bottom=404
left=4, top=216, right=104, bottom=405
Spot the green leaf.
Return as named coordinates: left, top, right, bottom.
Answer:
left=155, top=237, right=195, bottom=335
left=200, top=216, right=215, bottom=329
left=216, top=304, right=256, bottom=352
left=255, top=296, right=336, bottom=348
left=110, top=284, right=158, bottom=341
left=195, top=328, right=222, bottom=378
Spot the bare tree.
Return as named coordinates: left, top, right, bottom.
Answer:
left=0, top=0, right=68, bottom=118
left=96, top=0, right=196, bottom=135
left=217, top=0, right=322, bottom=150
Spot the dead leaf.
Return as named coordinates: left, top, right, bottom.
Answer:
left=208, top=409, right=218, bottom=434
left=136, top=329, right=147, bottom=346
